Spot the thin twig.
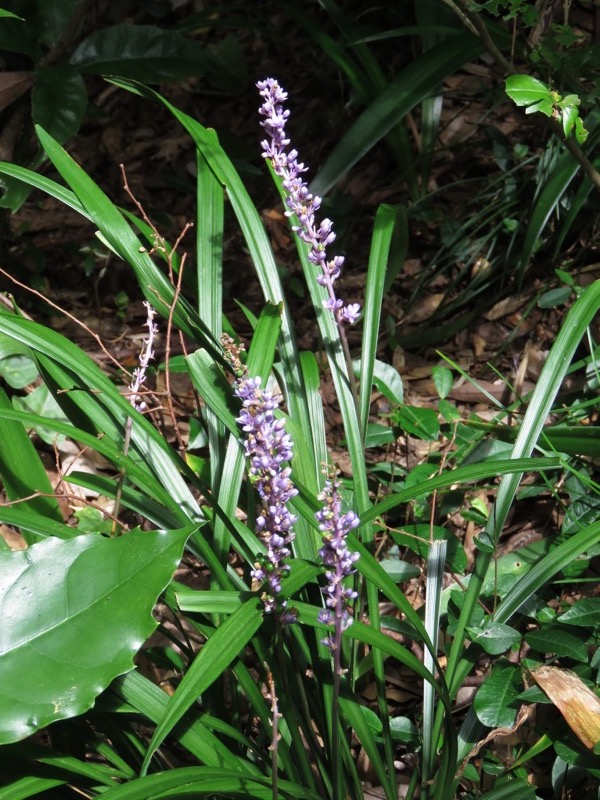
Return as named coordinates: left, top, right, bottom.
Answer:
left=0, top=267, right=126, bottom=374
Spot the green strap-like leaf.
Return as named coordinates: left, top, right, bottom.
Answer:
left=140, top=598, right=264, bottom=774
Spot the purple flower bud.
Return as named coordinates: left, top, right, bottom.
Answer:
left=234, top=372, right=297, bottom=624
left=315, top=474, right=360, bottom=649
left=258, top=78, right=360, bottom=326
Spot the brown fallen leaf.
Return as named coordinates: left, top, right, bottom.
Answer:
left=531, top=665, right=600, bottom=750
left=0, top=71, right=34, bottom=113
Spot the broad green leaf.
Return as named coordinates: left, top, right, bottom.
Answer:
left=467, top=621, right=521, bottom=655
left=70, top=24, right=211, bottom=82
left=525, top=626, right=588, bottom=661
left=393, top=404, right=439, bottom=440
left=38, top=0, right=77, bottom=48
left=32, top=66, right=87, bottom=143
left=505, top=74, right=552, bottom=107
left=473, top=659, right=522, bottom=728
left=141, top=598, right=263, bottom=774
left=0, top=526, right=191, bottom=744
left=558, top=597, right=600, bottom=628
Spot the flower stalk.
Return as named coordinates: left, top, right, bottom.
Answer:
left=316, top=468, right=360, bottom=800
left=257, top=77, right=361, bottom=411
left=224, top=335, right=298, bottom=623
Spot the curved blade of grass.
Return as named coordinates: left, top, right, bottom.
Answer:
left=519, top=112, right=600, bottom=284
left=33, top=125, right=221, bottom=358
left=0, top=313, right=203, bottom=522
left=0, top=505, right=75, bottom=540
left=0, top=387, right=62, bottom=542
left=361, top=456, right=560, bottom=524
left=310, top=33, right=482, bottom=197
left=0, top=407, right=184, bottom=522
left=443, top=280, right=600, bottom=784
left=111, top=671, right=257, bottom=774
left=140, top=598, right=263, bottom=775
left=283, top=0, right=417, bottom=196
left=97, top=768, right=323, bottom=800
left=339, top=694, right=395, bottom=800
left=107, top=78, right=315, bottom=472
left=0, top=162, right=88, bottom=217
left=495, top=519, right=600, bottom=624
left=196, top=148, right=226, bottom=495
left=359, top=204, right=400, bottom=440
left=0, top=776, right=66, bottom=799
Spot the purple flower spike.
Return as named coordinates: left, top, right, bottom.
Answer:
left=316, top=474, right=360, bottom=650
left=235, top=373, right=298, bottom=623
left=257, top=78, right=360, bottom=327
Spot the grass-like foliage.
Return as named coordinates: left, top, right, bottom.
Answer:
left=0, top=69, right=598, bottom=800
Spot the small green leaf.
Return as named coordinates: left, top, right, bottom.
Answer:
left=558, top=598, right=600, bottom=628
left=431, top=365, right=453, bottom=399
left=0, top=354, right=38, bottom=388
left=473, top=659, right=522, bottom=728
left=389, top=716, right=419, bottom=743
left=505, top=74, right=552, bottom=107
left=525, top=626, right=588, bottom=661
left=467, top=620, right=521, bottom=655
left=538, top=286, right=573, bottom=308
left=355, top=358, right=404, bottom=405
left=393, top=405, right=439, bottom=440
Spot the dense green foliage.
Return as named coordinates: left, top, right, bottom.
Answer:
left=0, top=2, right=598, bottom=799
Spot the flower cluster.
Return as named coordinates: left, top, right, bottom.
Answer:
left=235, top=373, right=298, bottom=623
left=257, top=78, right=360, bottom=326
left=129, top=301, right=158, bottom=412
left=316, top=474, right=360, bottom=649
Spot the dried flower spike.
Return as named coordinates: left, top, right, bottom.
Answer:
left=257, top=78, right=360, bottom=326
left=316, top=471, right=360, bottom=650
left=129, top=301, right=158, bottom=412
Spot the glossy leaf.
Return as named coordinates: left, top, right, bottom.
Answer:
left=467, top=621, right=521, bottom=655
left=473, top=660, right=522, bottom=729
left=32, top=66, right=87, bottom=143
left=558, top=597, right=600, bottom=627
left=505, top=74, right=552, bottom=108
left=525, top=626, right=588, bottom=662
left=0, top=526, right=191, bottom=744
left=71, top=24, right=210, bottom=82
